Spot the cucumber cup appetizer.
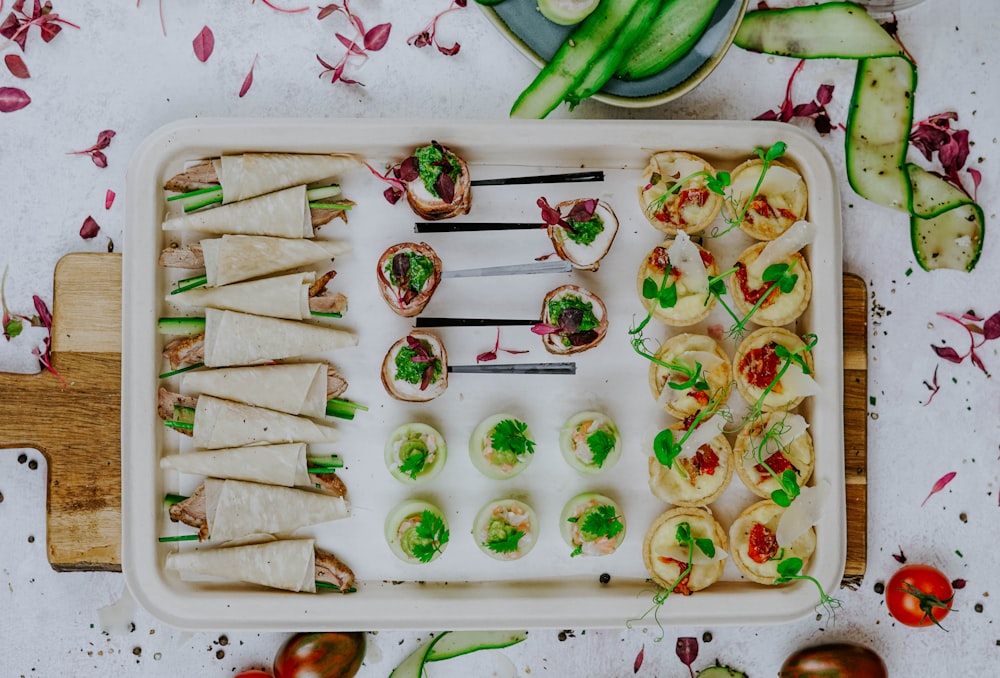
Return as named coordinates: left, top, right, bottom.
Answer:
left=559, top=411, right=622, bottom=473
left=385, top=423, right=447, bottom=484
left=469, top=414, right=536, bottom=479
left=559, top=492, right=626, bottom=557
left=473, top=498, right=538, bottom=561
left=385, top=499, right=450, bottom=564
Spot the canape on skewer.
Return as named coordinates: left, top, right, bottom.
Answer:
left=376, top=242, right=443, bottom=317
left=397, top=142, right=472, bottom=220
left=381, top=330, right=448, bottom=402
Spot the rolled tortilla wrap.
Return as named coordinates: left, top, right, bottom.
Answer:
left=183, top=363, right=329, bottom=418
left=203, top=309, right=356, bottom=367
left=166, top=538, right=317, bottom=592
left=216, top=153, right=360, bottom=204
left=160, top=442, right=311, bottom=487
left=169, top=272, right=314, bottom=321
left=193, top=395, right=339, bottom=449
left=162, top=185, right=311, bottom=238
left=203, top=479, right=349, bottom=542
left=201, top=235, right=350, bottom=287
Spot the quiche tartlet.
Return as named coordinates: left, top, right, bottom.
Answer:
left=642, top=507, right=727, bottom=593
left=648, top=420, right=733, bottom=507
left=733, top=327, right=816, bottom=412
left=636, top=233, right=718, bottom=327
left=734, top=412, right=815, bottom=499
left=647, top=333, right=732, bottom=419
left=726, top=159, right=808, bottom=241
left=729, top=499, right=817, bottom=585
left=638, top=151, right=724, bottom=235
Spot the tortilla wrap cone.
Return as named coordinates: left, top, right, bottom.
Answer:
left=183, top=363, right=329, bottom=418
left=201, top=235, right=350, bottom=287
left=215, top=153, right=360, bottom=204
left=202, top=309, right=356, bottom=367
left=193, top=395, right=340, bottom=449
left=166, top=538, right=317, bottom=592
left=203, top=479, right=349, bottom=542
left=160, top=442, right=312, bottom=487
left=162, top=185, right=311, bottom=238
left=169, top=272, right=314, bottom=321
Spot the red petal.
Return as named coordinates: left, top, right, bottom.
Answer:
left=982, top=311, right=1000, bottom=341
left=921, top=471, right=956, bottom=507
left=476, top=350, right=497, bottom=363
left=437, top=42, right=460, bottom=56
left=634, top=645, right=644, bottom=673
left=0, top=86, right=30, bottom=113
left=317, top=4, right=341, bottom=20
left=931, top=344, right=963, bottom=363
left=96, top=129, right=116, bottom=147
left=91, top=150, right=108, bottom=168
left=80, top=215, right=101, bottom=239
left=239, top=54, right=258, bottom=98
left=105, top=189, right=116, bottom=210
left=364, top=22, right=391, bottom=51
left=192, top=25, right=215, bottom=63
left=4, top=54, right=29, bottom=78
left=39, top=18, right=60, bottom=42
left=336, top=32, right=364, bottom=55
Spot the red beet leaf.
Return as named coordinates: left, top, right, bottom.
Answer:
left=921, top=471, right=956, bottom=507
left=105, top=189, right=116, bottom=209
left=68, top=129, right=115, bottom=167
left=910, top=113, right=979, bottom=199
left=0, top=1, right=78, bottom=52
left=80, top=215, right=100, bottom=239
left=633, top=645, right=644, bottom=674
left=676, top=637, right=698, bottom=678
left=983, top=310, right=1000, bottom=341
left=364, top=22, right=390, bottom=50
left=0, top=85, right=29, bottom=112
left=408, top=0, right=465, bottom=55
left=239, top=53, right=258, bottom=97
left=921, top=365, right=940, bottom=407
left=892, top=547, right=907, bottom=564
left=316, top=0, right=382, bottom=87
left=755, top=59, right=837, bottom=135
left=4, top=53, right=29, bottom=78
left=193, top=25, right=214, bottom=62
left=317, top=4, right=340, bottom=20
left=30, top=294, right=65, bottom=387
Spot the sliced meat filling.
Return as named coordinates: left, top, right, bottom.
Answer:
left=314, top=548, right=356, bottom=592
left=168, top=485, right=208, bottom=540
left=163, top=161, right=219, bottom=193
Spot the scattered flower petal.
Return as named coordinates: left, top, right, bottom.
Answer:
left=921, top=471, right=956, bottom=507
left=193, top=25, right=215, bottom=62
left=676, top=637, right=698, bottom=678
left=0, top=86, right=30, bottom=112
left=80, top=215, right=100, bottom=239
left=105, top=189, right=116, bottom=210
left=893, top=547, right=907, bottom=564
left=634, top=645, right=644, bottom=673
left=239, top=53, right=258, bottom=97
left=4, top=53, right=29, bottom=78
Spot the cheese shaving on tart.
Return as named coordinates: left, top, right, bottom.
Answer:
left=638, top=151, right=724, bottom=235
left=776, top=480, right=831, bottom=547
left=734, top=412, right=815, bottom=499
left=729, top=499, right=817, bottom=585
left=733, top=327, right=816, bottom=411
left=642, top=507, right=727, bottom=593
left=728, top=160, right=808, bottom=241
left=636, top=235, right=718, bottom=327
left=648, top=333, right=732, bottom=419
left=648, top=421, right=733, bottom=507
left=731, top=240, right=813, bottom=327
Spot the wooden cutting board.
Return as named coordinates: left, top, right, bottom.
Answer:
left=0, top=253, right=868, bottom=578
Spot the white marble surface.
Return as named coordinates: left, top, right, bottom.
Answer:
left=1, top=1, right=999, bottom=675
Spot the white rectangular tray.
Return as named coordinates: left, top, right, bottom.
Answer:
left=122, top=118, right=844, bottom=631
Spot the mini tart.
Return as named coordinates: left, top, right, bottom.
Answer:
left=402, top=143, right=472, bottom=220
left=648, top=422, right=733, bottom=507
left=729, top=242, right=812, bottom=327
left=384, top=422, right=447, bottom=484
left=648, top=333, right=732, bottom=419
left=636, top=239, right=718, bottom=327
left=473, top=498, right=538, bottom=561
left=559, top=411, right=622, bottom=474
left=547, top=198, right=619, bottom=271
left=642, top=507, right=727, bottom=592
left=469, top=413, right=535, bottom=479
left=538, top=284, right=608, bottom=355
left=638, top=151, right=724, bottom=235
left=384, top=499, right=449, bottom=564
left=559, top=492, right=626, bottom=557
left=733, top=327, right=815, bottom=412
left=376, top=242, right=443, bottom=317
left=729, top=499, right=817, bottom=585
left=727, top=159, right=808, bottom=241
left=734, top=412, right=814, bottom=499
left=381, top=330, right=448, bottom=403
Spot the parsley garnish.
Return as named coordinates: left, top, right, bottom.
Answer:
left=586, top=429, right=616, bottom=468
left=485, top=516, right=525, bottom=554
left=410, top=510, right=449, bottom=564
left=579, top=505, right=624, bottom=541
left=397, top=449, right=428, bottom=480
left=490, top=419, right=535, bottom=458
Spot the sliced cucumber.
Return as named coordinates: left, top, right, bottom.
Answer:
left=845, top=55, right=917, bottom=211
left=696, top=665, right=748, bottom=678
left=510, top=0, right=642, bottom=118
left=568, top=0, right=665, bottom=103
left=388, top=633, right=445, bottom=678
left=735, top=2, right=904, bottom=59
left=905, top=163, right=973, bottom=219
left=157, top=316, right=207, bottom=336
left=616, top=0, right=718, bottom=81
left=536, top=0, right=600, bottom=26
left=911, top=202, right=984, bottom=272
left=426, top=630, right=528, bottom=661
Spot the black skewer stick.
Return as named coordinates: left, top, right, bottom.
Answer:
left=469, top=170, right=604, bottom=187
left=448, top=362, right=576, bottom=375
left=416, top=317, right=537, bottom=328
left=415, top=221, right=544, bottom=234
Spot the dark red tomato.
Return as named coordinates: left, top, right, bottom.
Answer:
left=885, top=564, right=954, bottom=628
left=779, top=643, right=887, bottom=678
left=273, top=632, right=365, bottom=678
left=235, top=671, right=273, bottom=678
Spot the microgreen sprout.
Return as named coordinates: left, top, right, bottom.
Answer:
left=316, top=0, right=391, bottom=86
left=744, top=334, right=817, bottom=426
left=408, top=0, right=466, bottom=56
left=774, top=556, right=842, bottom=624
left=0, top=1, right=79, bottom=53
left=628, top=521, right=715, bottom=641
left=755, top=60, right=839, bottom=136
left=651, top=389, right=729, bottom=471
left=750, top=415, right=801, bottom=507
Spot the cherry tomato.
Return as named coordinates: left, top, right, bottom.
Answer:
left=273, top=632, right=365, bottom=678
left=885, top=563, right=953, bottom=628
left=779, top=643, right=887, bottom=678
left=235, top=671, right=273, bottom=678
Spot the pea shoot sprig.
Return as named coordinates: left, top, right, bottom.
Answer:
left=628, top=521, right=716, bottom=641
left=751, top=415, right=802, bottom=507
left=644, top=142, right=788, bottom=238
left=651, top=388, right=731, bottom=472
left=745, top=333, right=818, bottom=425
left=774, top=556, right=842, bottom=623
left=705, top=259, right=801, bottom=340
left=630, top=261, right=676, bottom=338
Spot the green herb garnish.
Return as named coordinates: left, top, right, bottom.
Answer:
left=485, top=518, right=525, bottom=555
left=774, top=556, right=842, bottom=623
left=409, top=510, right=449, bottom=564
left=578, top=504, right=624, bottom=543
left=414, top=144, right=460, bottom=198
left=586, top=429, right=616, bottom=468
left=490, top=419, right=535, bottom=458
left=564, top=214, right=604, bottom=245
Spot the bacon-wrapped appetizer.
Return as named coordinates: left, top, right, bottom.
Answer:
left=376, top=242, right=443, bottom=317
